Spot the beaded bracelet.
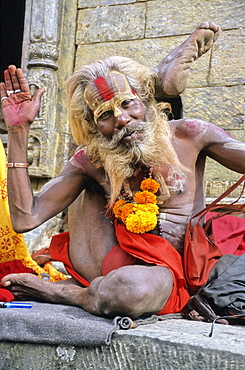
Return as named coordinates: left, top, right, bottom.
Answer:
left=7, top=163, right=29, bottom=168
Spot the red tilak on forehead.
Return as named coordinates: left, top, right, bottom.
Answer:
left=94, top=76, right=114, bottom=102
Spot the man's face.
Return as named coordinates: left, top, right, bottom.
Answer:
left=97, top=98, right=146, bottom=143
left=84, top=71, right=146, bottom=142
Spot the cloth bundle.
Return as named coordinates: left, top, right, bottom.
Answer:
left=0, top=140, right=66, bottom=301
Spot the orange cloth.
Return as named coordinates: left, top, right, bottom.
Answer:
left=49, top=224, right=191, bottom=315
left=114, top=221, right=190, bottom=314
left=49, top=232, right=90, bottom=287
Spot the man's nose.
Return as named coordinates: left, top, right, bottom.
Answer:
left=114, top=109, right=130, bottom=129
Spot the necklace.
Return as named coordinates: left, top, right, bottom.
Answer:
left=113, top=167, right=163, bottom=236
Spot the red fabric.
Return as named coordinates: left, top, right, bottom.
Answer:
left=0, top=288, right=14, bottom=302
left=0, top=260, right=35, bottom=302
left=49, top=232, right=90, bottom=287
left=49, top=228, right=190, bottom=314
left=102, top=244, right=137, bottom=275
left=47, top=213, right=245, bottom=315
left=184, top=221, right=223, bottom=295
left=115, top=222, right=190, bottom=314
left=206, top=212, right=245, bottom=256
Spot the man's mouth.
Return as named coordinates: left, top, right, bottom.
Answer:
left=122, top=130, right=140, bottom=143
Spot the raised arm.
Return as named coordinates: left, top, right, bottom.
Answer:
left=177, top=118, right=245, bottom=174
left=154, top=22, right=221, bottom=97
left=203, top=126, right=245, bottom=174
left=0, top=66, right=86, bottom=232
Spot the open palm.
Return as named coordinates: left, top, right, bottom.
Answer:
left=0, top=65, right=44, bottom=127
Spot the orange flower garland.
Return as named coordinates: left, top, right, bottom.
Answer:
left=113, top=178, right=160, bottom=234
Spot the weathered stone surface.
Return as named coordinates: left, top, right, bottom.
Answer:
left=205, top=158, right=244, bottom=184
left=75, top=35, right=210, bottom=74
left=146, top=0, right=245, bottom=38
left=182, top=85, right=245, bottom=129
left=78, top=0, right=136, bottom=8
left=210, top=28, right=245, bottom=86
left=1, top=319, right=245, bottom=369
left=76, top=4, right=146, bottom=44
left=205, top=123, right=245, bottom=193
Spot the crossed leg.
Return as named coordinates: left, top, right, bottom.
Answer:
left=1, top=265, right=173, bottom=318
left=1, top=181, right=174, bottom=318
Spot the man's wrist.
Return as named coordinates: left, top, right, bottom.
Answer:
left=7, top=163, right=29, bottom=168
left=7, top=122, right=30, bottom=131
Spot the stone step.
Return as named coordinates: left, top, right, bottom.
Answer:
left=1, top=318, right=244, bottom=369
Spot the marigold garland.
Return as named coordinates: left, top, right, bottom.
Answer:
left=140, top=178, right=160, bottom=193
left=113, top=178, right=160, bottom=234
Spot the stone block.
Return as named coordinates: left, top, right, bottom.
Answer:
left=75, top=35, right=210, bottom=73
left=1, top=319, right=245, bottom=369
left=78, top=0, right=136, bottom=8
left=76, top=4, right=146, bottom=44
left=205, top=156, right=243, bottom=183
left=210, top=28, right=245, bottom=86
left=145, top=0, right=245, bottom=38
left=182, top=85, right=245, bottom=129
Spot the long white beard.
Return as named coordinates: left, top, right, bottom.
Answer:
left=88, top=118, right=182, bottom=206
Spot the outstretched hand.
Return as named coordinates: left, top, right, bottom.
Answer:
left=0, top=65, right=44, bottom=128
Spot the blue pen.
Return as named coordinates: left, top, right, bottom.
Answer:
left=0, top=302, right=32, bottom=308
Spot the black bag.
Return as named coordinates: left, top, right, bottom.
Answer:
left=188, top=254, right=245, bottom=325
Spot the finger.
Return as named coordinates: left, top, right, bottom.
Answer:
left=16, top=68, right=30, bottom=93
left=1, top=272, right=26, bottom=287
left=4, top=69, right=14, bottom=92
left=8, top=64, right=21, bottom=92
left=1, top=274, right=13, bottom=287
left=0, top=82, right=7, bottom=100
left=32, top=87, right=45, bottom=108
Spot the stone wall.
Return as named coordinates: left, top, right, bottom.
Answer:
left=75, top=0, right=245, bottom=199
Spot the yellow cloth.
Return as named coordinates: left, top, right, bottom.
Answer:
left=0, top=139, right=66, bottom=282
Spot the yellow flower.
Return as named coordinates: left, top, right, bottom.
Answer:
left=112, top=177, right=160, bottom=234
left=125, top=210, right=158, bottom=234
left=137, top=203, right=159, bottom=214
left=113, top=199, right=126, bottom=219
left=140, top=178, right=160, bottom=194
left=133, top=190, right=157, bottom=204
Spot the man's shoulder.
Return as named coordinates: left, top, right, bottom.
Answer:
left=169, top=118, right=212, bottom=141
left=69, top=146, right=92, bottom=170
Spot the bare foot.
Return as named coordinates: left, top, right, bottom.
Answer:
left=1, top=273, right=73, bottom=304
left=1, top=273, right=57, bottom=302
left=155, top=22, right=221, bottom=96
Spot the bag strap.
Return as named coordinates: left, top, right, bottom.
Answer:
left=191, top=173, right=245, bottom=223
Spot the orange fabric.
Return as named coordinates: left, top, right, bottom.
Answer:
left=102, top=244, right=137, bottom=275
left=49, top=232, right=90, bottom=287
left=114, top=221, right=190, bottom=314
left=184, top=219, right=223, bottom=295
left=49, top=225, right=191, bottom=314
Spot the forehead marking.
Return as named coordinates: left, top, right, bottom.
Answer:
left=94, top=76, right=114, bottom=102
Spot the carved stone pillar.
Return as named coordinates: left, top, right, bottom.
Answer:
left=22, top=0, right=77, bottom=182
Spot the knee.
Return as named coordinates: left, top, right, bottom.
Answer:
left=88, top=266, right=173, bottom=318
left=94, top=269, right=147, bottom=317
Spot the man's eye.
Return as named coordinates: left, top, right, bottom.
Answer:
left=99, top=111, right=113, bottom=120
left=121, top=99, right=134, bottom=108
